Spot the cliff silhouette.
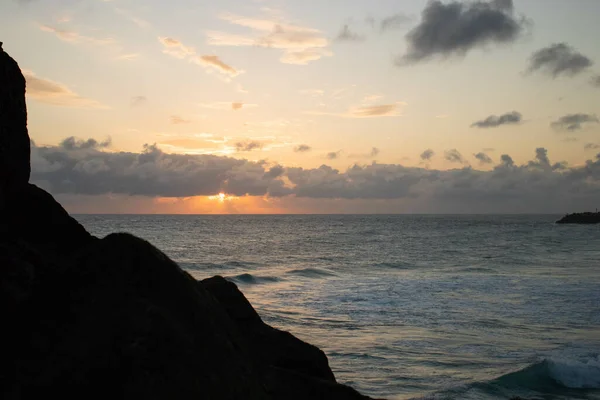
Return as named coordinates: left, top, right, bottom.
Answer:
left=556, top=212, right=600, bottom=224
left=0, top=43, right=377, bottom=400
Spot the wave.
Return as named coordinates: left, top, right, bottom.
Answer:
left=502, top=356, right=600, bottom=390
left=455, top=266, right=494, bottom=273
left=418, top=355, right=600, bottom=399
left=227, top=273, right=281, bottom=285
left=374, top=261, right=417, bottom=270
left=182, top=261, right=261, bottom=270
left=286, top=267, right=337, bottom=278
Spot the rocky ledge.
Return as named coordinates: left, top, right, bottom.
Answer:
left=0, top=43, right=376, bottom=399
left=556, top=212, right=600, bottom=224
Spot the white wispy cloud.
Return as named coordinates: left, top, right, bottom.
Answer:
left=307, top=102, right=405, bottom=118
left=40, top=24, right=117, bottom=47
left=206, top=12, right=332, bottom=65
left=23, top=70, right=107, bottom=109
left=157, top=37, right=243, bottom=79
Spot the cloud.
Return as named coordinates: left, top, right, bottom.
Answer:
left=170, top=115, right=191, bottom=125
left=23, top=70, right=106, bottom=109
left=294, top=144, right=312, bottom=153
left=207, top=13, right=331, bottom=65
left=420, top=149, right=435, bottom=161
left=591, top=75, right=600, bottom=88
left=584, top=143, right=600, bottom=151
left=336, top=25, right=365, bottom=42
left=39, top=25, right=117, bottom=47
left=327, top=151, right=341, bottom=160
left=32, top=141, right=289, bottom=197
left=551, top=113, right=599, bottom=131
left=471, top=111, right=522, bottom=128
left=158, top=37, right=195, bottom=59
left=380, top=14, right=411, bottom=32
left=474, top=152, right=493, bottom=164
left=114, top=8, right=151, bottom=29
left=398, top=0, right=527, bottom=64
left=445, top=149, right=465, bottom=164
left=195, top=55, right=243, bottom=77
left=31, top=140, right=600, bottom=212
left=60, top=136, right=111, bottom=150
left=130, top=96, right=147, bottom=107
left=235, top=140, right=264, bottom=152
left=351, top=104, right=401, bottom=118
left=199, top=102, right=258, bottom=111
left=117, top=53, right=140, bottom=61
left=279, top=48, right=333, bottom=65
left=349, top=147, right=380, bottom=159
left=157, top=37, right=245, bottom=80
left=309, top=103, right=404, bottom=118
left=526, top=43, right=593, bottom=78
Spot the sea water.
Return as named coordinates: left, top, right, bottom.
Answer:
left=76, top=214, right=600, bottom=400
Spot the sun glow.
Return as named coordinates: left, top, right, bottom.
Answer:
left=209, top=192, right=234, bottom=202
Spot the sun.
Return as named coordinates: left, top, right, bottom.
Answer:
left=209, top=192, right=233, bottom=203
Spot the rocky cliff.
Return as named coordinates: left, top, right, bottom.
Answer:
left=0, top=44, right=376, bottom=399
left=556, top=212, right=600, bottom=224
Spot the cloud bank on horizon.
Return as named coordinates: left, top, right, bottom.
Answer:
left=30, top=138, right=600, bottom=213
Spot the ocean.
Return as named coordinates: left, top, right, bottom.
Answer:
left=75, top=214, right=600, bottom=400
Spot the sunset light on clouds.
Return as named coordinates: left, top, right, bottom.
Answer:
left=2, top=0, right=600, bottom=213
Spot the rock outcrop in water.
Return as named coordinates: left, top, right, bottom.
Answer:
left=556, top=212, right=600, bottom=224
left=0, top=44, right=375, bottom=399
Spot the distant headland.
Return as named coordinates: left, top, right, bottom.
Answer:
left=556, top=211, right=600, bottom=224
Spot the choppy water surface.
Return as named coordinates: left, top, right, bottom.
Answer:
left=77, top=215, right=600, bottom=400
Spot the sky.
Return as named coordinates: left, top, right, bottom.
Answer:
left=1, top=0, right=600, bottom=213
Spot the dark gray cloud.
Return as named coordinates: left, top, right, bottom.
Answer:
left=591, top=75, right=600, bottom=88
left=380, top=14, right=411, bottom=32
left=60, top=136, right=111, bottom=150
left=527, top=43, right=594, bottom=78
left=336, top=25, right=365, bottom=42
left=551, top=114, right=599, bottom=131
left=327, top=151, right=341, bottom=160
left=482, top=147, right=495, bottom=152
left=294, top=144, right=312, bottom=153
left=398, top=0, right=527, bottom=64
left=130, top=96, right=147, bottom=107
left=31, top=139, right=600, bottom=212
left=264, top=165, right=285, bottom=179
left=420, top=149, right=435, bottom=161
left=474, top=152, right=493, bottom=164
left=370, top=147, right=380, bottom=157
left=235, top=140, right=263, bottom=152
left=471, top=111, right=522, bottom=128
left=585, top=143, right=600, bottom=151
left=526, top=147, right=567, bottom=171
left=445, top=149, right=465, bottom=164
left=31, top=141, right=290, bottom=198
left=498, top=154, right=514, bottom=167
left=563, top=137, right=579, bottom=143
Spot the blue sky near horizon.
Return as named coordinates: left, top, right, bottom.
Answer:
left=1, top=0, right=599, bottom=213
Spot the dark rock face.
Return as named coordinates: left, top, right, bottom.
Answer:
left=2, top=184, right=97, bottom=262
left=0, top=42, right=30, bottom=192
left=201, top=276, right=337, bottom=383
left=0, top=45, right=376, bottom=400
left=556, top=212, right=600, bottom=224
